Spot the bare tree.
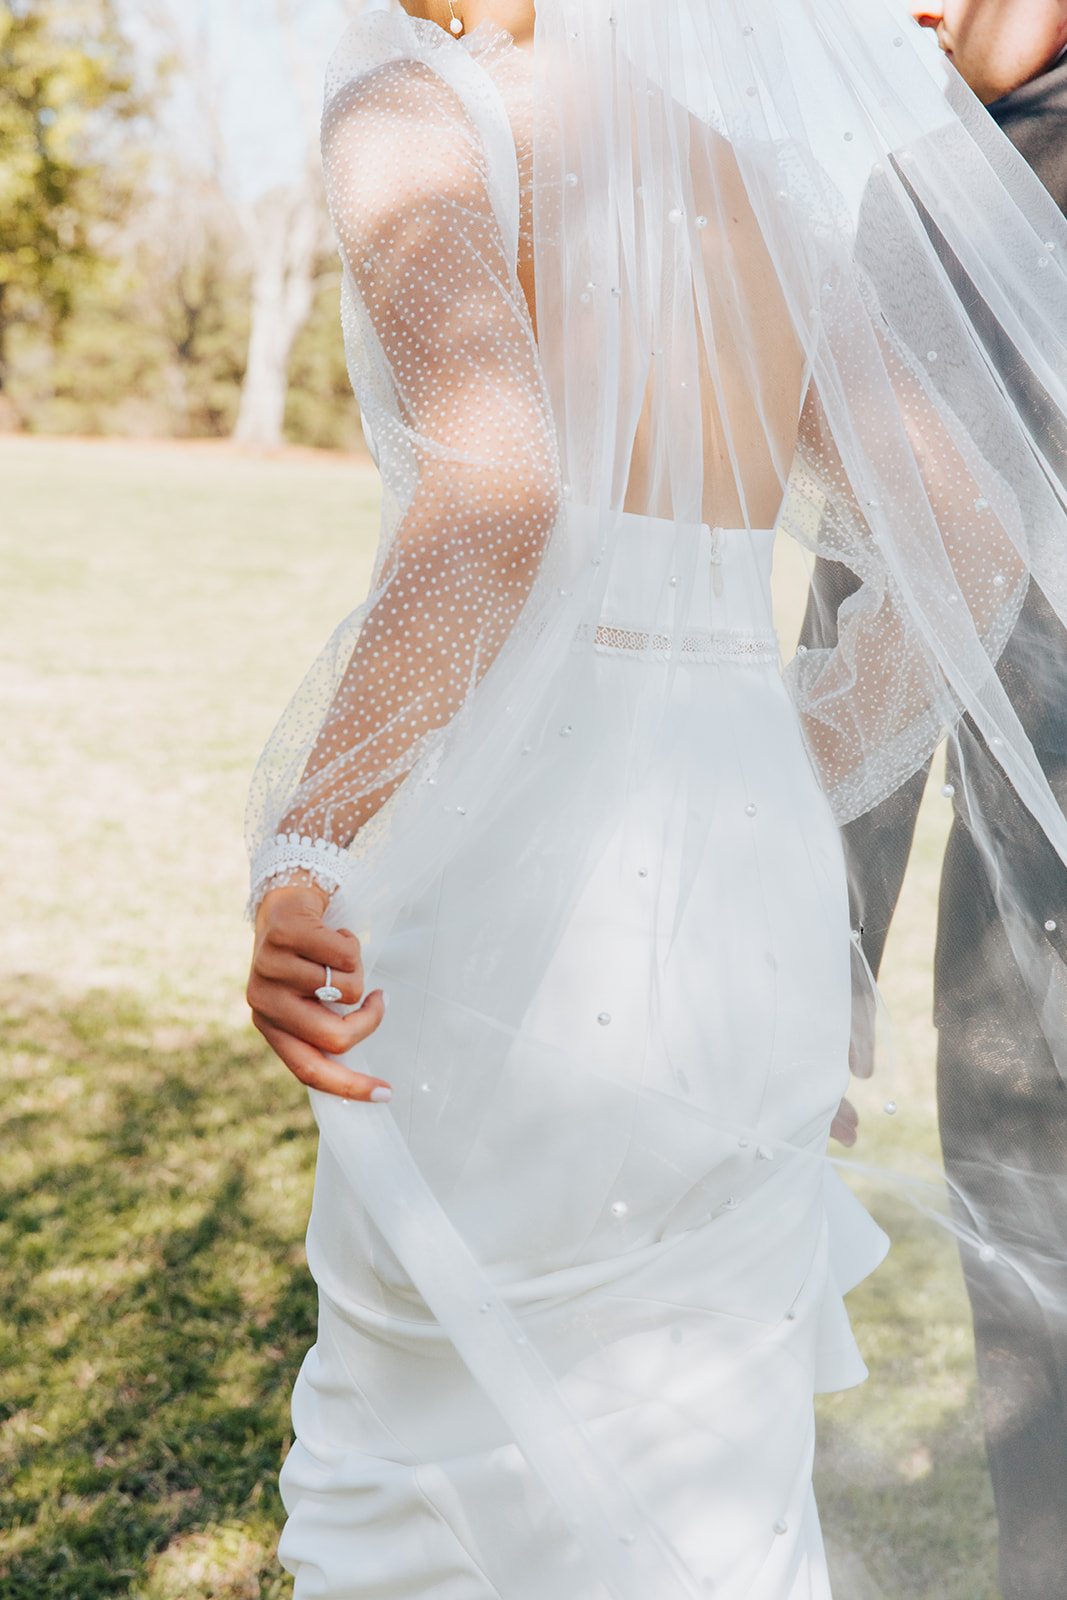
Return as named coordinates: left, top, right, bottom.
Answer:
left=232, top=0, right=336, bottom=449
left=117, top=164, right=249, bottom=435
left=141, top=0, right=348, bottom=450
left=232, top=163, right=330, bottom=448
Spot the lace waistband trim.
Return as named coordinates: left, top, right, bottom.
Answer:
left=577, top=621, right=778, bottom=664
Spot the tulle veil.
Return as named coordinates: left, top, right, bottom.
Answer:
left=247, top=1, right=1067, bottom=1592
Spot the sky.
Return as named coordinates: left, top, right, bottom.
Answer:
left=122, top=0, right=362, bottom=200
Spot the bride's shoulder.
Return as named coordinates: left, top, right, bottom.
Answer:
left=323, top=13, right=477, bottom=163
left=322, top=19, right=495, bottom=246
left=323, top=12, right=464, bottom=122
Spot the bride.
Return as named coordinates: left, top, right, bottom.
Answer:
left=245, top=1, right=1067, bottom=1595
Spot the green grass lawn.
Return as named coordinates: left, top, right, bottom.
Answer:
left=1, top=438, right=996, bottom=1597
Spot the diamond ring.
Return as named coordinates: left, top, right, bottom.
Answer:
left=315, top=965, right=342, bottom=1004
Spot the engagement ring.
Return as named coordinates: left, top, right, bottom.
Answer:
left=315, top=965, right=342, bottom=1004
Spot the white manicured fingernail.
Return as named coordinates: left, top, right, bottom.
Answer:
left=381, top=991, right=389, bottom=1009
left=369, top=1086, right=392, bottom=1103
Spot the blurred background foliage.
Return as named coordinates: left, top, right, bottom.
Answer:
left=0, top=0, right=362, bottom=450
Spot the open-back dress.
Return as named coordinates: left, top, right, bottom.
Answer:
left=247, top=5, right=1067, bottom=1596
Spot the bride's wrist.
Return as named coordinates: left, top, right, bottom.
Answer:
left=258, top=873, right=331, bottom=913
left=248, top=831, right=349, bottom=921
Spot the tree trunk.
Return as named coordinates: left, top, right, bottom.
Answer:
left=0, top=283, right=19, bottom=431
left=233, top=173, right=323, bottom=450
left=0, top=280, right=9, bottom=395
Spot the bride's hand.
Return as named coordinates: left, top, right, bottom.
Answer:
left=247, top=883, right=391, bottom=1102
left=830, top=1096, right=859, bottom=1147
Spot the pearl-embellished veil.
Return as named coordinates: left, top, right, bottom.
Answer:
left=248, top=2, right=1067, bottom=1590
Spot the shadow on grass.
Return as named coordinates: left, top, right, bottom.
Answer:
left=816, top=1189, right=999, bottom=1599
left=818, top=1406, right=999, bottom=1600
left=1, top=984, right=1003, bottom=1600
left=0, top=982, right=318, bottom=1599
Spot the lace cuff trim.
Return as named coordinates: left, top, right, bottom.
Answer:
left=576, top=621, right=778, bottom=664
left=248, top=833, right=350, bottom=918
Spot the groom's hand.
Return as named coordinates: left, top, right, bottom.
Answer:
left=830, top=1096, right=859, bottom=1147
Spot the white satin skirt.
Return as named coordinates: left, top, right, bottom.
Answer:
left=278, top=515, right=888, bottom=1600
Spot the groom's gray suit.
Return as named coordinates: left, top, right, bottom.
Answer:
left=801, top=56, right=1067, bottom=1600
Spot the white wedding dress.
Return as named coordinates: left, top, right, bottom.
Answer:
left=247, top=4, right=1067, bottom=1596
left=276, top=507, right=887, bottom=1600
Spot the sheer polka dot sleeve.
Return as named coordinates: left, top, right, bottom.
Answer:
left=248, top=48, right=560, bottom=910
left=788, top=348, right=1027, bottom=823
